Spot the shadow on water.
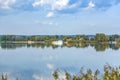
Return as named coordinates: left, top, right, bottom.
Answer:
left=0, top=43, right=120, bottom=52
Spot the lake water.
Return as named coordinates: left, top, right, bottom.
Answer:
left=0, top=44, right=120, bottom=80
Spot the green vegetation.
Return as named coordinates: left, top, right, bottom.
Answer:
left=1, top=74, right=7, bottom=80
left=0, top=34, right=120, bottom=44
left=0, top=35, right=59, bottom=43
left=0, top=33, right=120, bottom=51
left=95, top=33, right=109, bottom=43
left=1, top=65, right=120, bottom=80
left=53, top=64, right=120, bottom=80
left=0, top=73, right=18, bottom=80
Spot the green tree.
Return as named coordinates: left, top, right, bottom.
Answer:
left=95, top=33, right=109, bottom=42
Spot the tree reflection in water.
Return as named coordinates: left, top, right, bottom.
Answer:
left=0, top=43, right=120, bottom=51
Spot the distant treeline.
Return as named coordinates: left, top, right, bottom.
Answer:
left=0, top=33, right=120, bottom=43
left=0, top=33, right=120, bottom=51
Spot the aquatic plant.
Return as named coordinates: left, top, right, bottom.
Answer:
left=53, top=64, right=120, bottom=80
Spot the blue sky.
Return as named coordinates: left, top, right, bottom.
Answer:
left=0, top=0, right=120, bottom=35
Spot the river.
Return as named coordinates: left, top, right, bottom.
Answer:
left=0, top=44, right=120, bottom=80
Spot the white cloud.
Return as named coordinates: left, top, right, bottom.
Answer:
left=0, top=0, right=16, bottom=10
left=32, top=0, right=69, bottom=17
left=35, top=21, right=58, bottom=26
left=33, top=74, right=50, bottom=80
left=46, top=12, right=54, bottom=17
left=85, top=1, right=95, bottom=10
left=89, top=1, right=95, bottom=8
left=51, top=0, right=69, bottom=10
left=32, top=0, right=49, bottom=7
left=46, top=63, right=54, bottom=70
left=32, top=0, right=69, bottom=10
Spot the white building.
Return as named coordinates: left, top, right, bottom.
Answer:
left=52, top=40, right=63, bottom=46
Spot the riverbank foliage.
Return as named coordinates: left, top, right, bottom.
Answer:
left=1, top=65, right=120, bottom=80
left=0, top=33, right=120, bottom=51
left=53, top=64, right=120, bottom=80
left=0, top=33, right=120, bottom=44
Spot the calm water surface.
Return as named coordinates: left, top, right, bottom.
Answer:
left=0, top=45, right=120, bottom=80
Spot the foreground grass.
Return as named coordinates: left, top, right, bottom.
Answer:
left=53, top=64, right=120, bottom=80
left=1, top=64, right=120, bottom=80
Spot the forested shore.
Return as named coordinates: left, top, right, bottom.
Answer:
left=0, top=33, right=120, bottom=44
